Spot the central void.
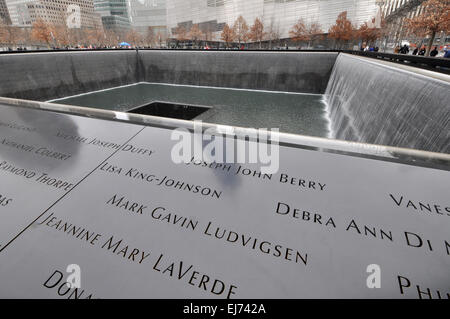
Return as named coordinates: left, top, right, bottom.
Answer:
left=52, top=83, right=330, bottom=138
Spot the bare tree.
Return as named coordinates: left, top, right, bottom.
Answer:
left=145, top=27, right=156, bottom=47
left=126, top=28, right=143, bottom=47
left=249, top=17, right=266, bottom=49
left=266, top=19, right=281, bottom=49
left=105, top=31, right=119, bottom=47
left=31, top=19, right=53, bottom=48
left=0, top=21, right=22, bottom=48
left=189, top=24, right=204, bottom=47
left=233, top=15, right=249, bottom=46
left=357, top=19, right=381, bottom=47
left=202, top=24, right=214, bottom=43
left=307, top=22, right=323, bottom=48
left=290, top=18, right=308, bottom=43
left=328, top=11, right=354, bottom=49
left=156, top=29, right=167, bottom=48
left=290, top=19, right=323, bottom=48
left=221, top=23, right=235, bottom=48
left=87, top=28, right=106, bottom=47
left=53, top=24, right=70, bottom=48
left=174, top=26, right=188, bottom=46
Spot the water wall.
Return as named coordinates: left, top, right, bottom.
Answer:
left=138, top=51, right=337, bottom=93
left=0, top=50, right=338, bottom=101
left=325, top=54, right=450, bottom=154
left=0, top=51, right=139, bottom=101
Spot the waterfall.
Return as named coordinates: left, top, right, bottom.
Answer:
left=325, top=54, right=450, bottom=154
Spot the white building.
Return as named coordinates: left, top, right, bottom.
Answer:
left=6, top=0, right=101, bottom=27
left=0, top=0, right=10, bottom=24
left=5, top=0, right=32, bottom=25
left=129, top=0, right=167, bottom=36
left=166, top=0, right=380, bottom=41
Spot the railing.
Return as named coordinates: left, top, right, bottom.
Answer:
left=1, top=48, right=449, bottom=74
left=344, top=50, right=450, bottom=74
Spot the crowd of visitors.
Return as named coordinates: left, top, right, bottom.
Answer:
left=394, top=44, right=450, bottom=58
left=3, top=43, right=450, bottom=58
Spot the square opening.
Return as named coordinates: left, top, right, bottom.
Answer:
left=127, top=101, right=210, bottom=120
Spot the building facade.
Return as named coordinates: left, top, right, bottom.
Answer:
left=5, top=0, right=32, bottom=25
left=0, top=0, right=11, bottom=24
left=129, top=0, right=167, bottom=36
left=379, top=0, right=424, bottom=17
left=5, top=0, right=101, bottom=27
left=379, top=0, right=447, bottom=47
left=166, top=0, right=381, bottom=41
left=94, top=0, right=130, bottom=30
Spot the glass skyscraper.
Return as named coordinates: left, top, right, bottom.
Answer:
left=166, top=0, right=380, bottom=40
left=94, top=0, right=131, bottom=30
left=129, top=0, right=167, bottom=36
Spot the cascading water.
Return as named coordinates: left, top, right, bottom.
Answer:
left=325, top=54, right=450, bottom=154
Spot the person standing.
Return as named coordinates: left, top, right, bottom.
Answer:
left=399, top=44, right=409, bottom=54
left=444, top=46, right=450, bottom=58
left=430, top=46, right=439, bottom=57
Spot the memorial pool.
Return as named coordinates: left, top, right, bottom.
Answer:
left=51, top=83, right=331, bottom=138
